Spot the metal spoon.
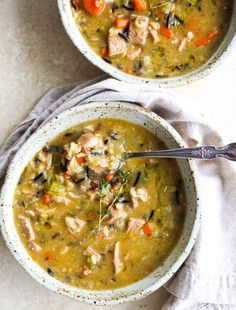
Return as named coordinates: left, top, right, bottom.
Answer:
left=126, top=143, right=236, bottom=161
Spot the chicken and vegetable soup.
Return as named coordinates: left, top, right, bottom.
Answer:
left=14, top=119, right=186, bottom=290
left=71, top=0, right=232, bottom=78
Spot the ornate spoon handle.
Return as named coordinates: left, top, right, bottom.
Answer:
left=126, top=143, right=236, bottom=161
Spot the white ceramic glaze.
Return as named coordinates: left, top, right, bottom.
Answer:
left=57, top=0, right=236, bottom=88
left=0, top=102, right=201, bottom=305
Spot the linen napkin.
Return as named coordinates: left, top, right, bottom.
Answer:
left=1, top=77, right=236, bottom=309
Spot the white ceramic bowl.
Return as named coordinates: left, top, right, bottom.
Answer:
left=57, top=0, right=236, bottom=87
left=0, top=102, right=200, bottom=305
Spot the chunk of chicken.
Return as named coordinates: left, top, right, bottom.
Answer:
left=28, top=241, right=41, bottom=252
left=96, top=225, right=109, bottom=239
left=67, top=156, right=84, bottom=176
left=78, top=133, right=103, bottom=151
left=127, top=45, right=142, bottom=60
left=65, top=216, right=85, bottom=235
left=114, top=241, right=122, bottom=274
left=129, top=15, right=149, bottom=45
left=83, top=246, right=101, bottom=265
left=127, top=218, right=145, bottom=233
left=37, top=151, right=52, bottom=171
left=18, top=215, right=35, bottom=241
left=108, top=27, right=127, bottom=57
left=80, top=265, right=92, bottom=276
left=130, top=187, right=148, bottom=207
left=51, top=195, right=71, bottom=205
left=64, top=142, right=82, bottom=160
left=108, top=203, right=127, bottom=224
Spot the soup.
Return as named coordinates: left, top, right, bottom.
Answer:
left=71, top=0, right=232, bottom=78
left=14, top=119, right=186, bottom=290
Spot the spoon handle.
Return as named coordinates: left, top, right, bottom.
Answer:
left=127, top=143, right=236, bottom=161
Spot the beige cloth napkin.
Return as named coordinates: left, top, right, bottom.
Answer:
left=1, top=77, right=236, bottom=309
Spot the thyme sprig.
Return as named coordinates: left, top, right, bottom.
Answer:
left=88, top=171, right=131, bottom=238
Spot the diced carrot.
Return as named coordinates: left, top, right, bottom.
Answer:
left=160, top=25, right=173, bottom=39
left=105, top=174, right=113, bottom=181
left=114, top=17, right=129, bottom=29
left=76, top=154, right=86, bottom=164
left=83, top=0, right=106, bottom=16
left=64, top=173, right=71, bottom=180
left=187, top=17, right=198, bottom=31
left=207, top=29, right=218, bottom=40
left=42, top=194, right=50, bottom=205
left=143, top=223, right=152, bottom=235
left=132, top=0, right=147, bottom=11
left=100, top=47, right=108, bottom=57
left=45, top=252, right=55, bottom=261
left=124, top=66, right=133, bottom=74
left=195, top=29, right=218, bottom=47
left=195, top=38, right=208, bottom=46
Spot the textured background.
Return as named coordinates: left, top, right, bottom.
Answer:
left=0, top=1, right=236, bottom=309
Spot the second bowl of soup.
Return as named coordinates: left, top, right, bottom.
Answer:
left=58, top=0, right=236, bottom=86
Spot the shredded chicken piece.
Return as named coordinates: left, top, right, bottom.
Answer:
left=18, top=215, right=35, bottom=241
left=78, top=133, right=103, bottom=151
left=80, top=265, right=92, bottom=276
left=37, top=151, right=52, bottom=170
left=131, top=196, right=139, bottom=208
left=108, top=203, right=127, bottom=224
left=127, top=45, right=142, bottom=60
left=86, top=190, right=97, bottom=201
left=114, top=241, right=122, bottom=274
left=64, top=142, right=82, bottom=160
left=129, top=15, right=149, bottom=45
left=108, top=27, right=127, bottom=57
left=67, top=156, right=84, bottom=176
left=149, top=27, right=159, bottom=43
left=28, top=241, right=41, bottom=252
left=127, top=218, right=145, bottom=233
left=178, top=36, right=187, bottom=52
left=83, top=246, right=101, bottom=265
left=65, top=216, right=85, bottom=235
left=96, top=225, right=109, bottom=239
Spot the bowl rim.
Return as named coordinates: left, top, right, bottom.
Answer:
left=57, top=0, right=236, bottom=88
left=0, top=101, right=201, bottom=305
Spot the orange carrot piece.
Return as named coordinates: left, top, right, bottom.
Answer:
left=207, top=29, right=218, bottom=40
left=83, top=0, right=106, bottom=16
left=160, top=25, right=173, bottom=39
left=45, top=252, right=55, bottom=261
left=105, top=174, right=113, bottom=181
left=42, top=194, right=50, bottom=205
left=100, top=47, right=108, bottom=57
left=195, top=29, right=218, bottom=47
left=195, top=38, right=209, bottom=46
left=132, top=0, right=147, bottom=11
left=124, top=66, right=133, bottom=74
left=64, top=173, right=71, bottom=180
left=114, top=17, right=129, bottom=29
left=76, top=154, right=86, bottom=164
left=143, top=223, right=152, bottom=235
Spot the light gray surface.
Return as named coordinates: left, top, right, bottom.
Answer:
left=0, top=0, right=236, bottom=309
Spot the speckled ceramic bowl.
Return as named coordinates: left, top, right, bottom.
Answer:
left=0, top=102, right=200, bottom=305
left=57, top=0, right=236, bottom=88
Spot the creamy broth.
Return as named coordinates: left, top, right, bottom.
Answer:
left=71, top=0, right=232, bottom=78
left=14, top=119, right=186, bottom=290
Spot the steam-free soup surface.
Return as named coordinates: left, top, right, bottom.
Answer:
left=71, top=0, right=232, bottom=78
left=14, top=119, right=185, bottom=290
